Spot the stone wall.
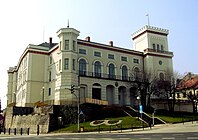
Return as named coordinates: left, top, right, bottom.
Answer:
left=4, top=106, right=58, bottom=134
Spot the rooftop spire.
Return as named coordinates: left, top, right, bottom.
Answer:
left=67, top=19, right=69, bottom=28
left=146, top=14, right=150, bottom=26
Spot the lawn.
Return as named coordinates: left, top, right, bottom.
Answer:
left=54, top=116, right=144, bottom=133
left=53, top=112, right=198, bottom=133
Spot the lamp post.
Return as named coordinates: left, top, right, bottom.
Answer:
left=137, top=96, right=143, bottom=128
left=42, top=87, right=45, bottom=103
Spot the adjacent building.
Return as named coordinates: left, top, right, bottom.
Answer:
left=7, top=25, right=174, bottom=107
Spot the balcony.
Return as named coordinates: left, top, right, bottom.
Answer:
left=144, top=48, right=173, bottom=55
left=79, top=71, right=142, bottom=82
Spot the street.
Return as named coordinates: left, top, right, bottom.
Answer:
left=1, top=122, right=198, bottom=140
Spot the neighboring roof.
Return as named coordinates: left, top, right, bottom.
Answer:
left=38, top=42, right=58, bottom=50
left=177, top=74, right=198, bottom=90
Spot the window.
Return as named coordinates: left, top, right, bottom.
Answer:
left=79, top=49, right=86, bottom=54
left=109, top=63, right=115, bottom=79
left=133, top=58, right=139, bottom=64
left=94, top=51, right=101, bottom=57
left=49, top=71, right=51, bottom=81
left=122, top=65, right=128, bottom=80
left=49, top=56, right=52, bottom=64
left=73, top=40, right=76, bottom=51
left=108, top=54, right=114, bottom=59
left=64, top=58, right=69, bottom=70
left=65, top=40, right=69, bottom=50
left=152, top=44, right=156, bottom=50
left=48, top=88, right=51, bottom=96
left=159, top=73, right=165, bottom=81
left=121, top=56, right=127, bottom=62
left=59, top=59, right=61, bottom=71
left=79, top=59, right=86, bottom=76
left=72, top=59, right=75, bottom=70
left=161, top=45, right=164, bottom=51
left=60, top=41, right=62, bottom=49
left=157, top=44, right=160, bottom=50
left=94, top=61, right=101, bottom=77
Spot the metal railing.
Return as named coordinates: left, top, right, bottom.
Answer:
left=79, top=71, right=142, bottom=82
left=144, top=48, right=173, bottom=55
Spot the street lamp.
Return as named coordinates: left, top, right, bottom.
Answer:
left=42, top=87, right=45, bottom=103
left=137, top=96, right=143, bottom=128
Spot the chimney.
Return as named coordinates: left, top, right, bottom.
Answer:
left=109, top=41, right=113, bottom=46
left=49, top=37, right=52, bottom=48
left=85, top=36, right=90, bottom=42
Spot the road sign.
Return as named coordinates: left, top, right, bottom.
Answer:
left=139, top=105, right=143, bottom=113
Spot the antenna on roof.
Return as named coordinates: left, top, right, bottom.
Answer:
left=43, top=25, right=45, bottom=42
left=146, top=14, right=150, bottom=26
left=67, top=19, right=69, bottom=28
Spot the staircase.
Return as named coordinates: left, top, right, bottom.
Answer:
left=122, top=106, right=166, bottom=125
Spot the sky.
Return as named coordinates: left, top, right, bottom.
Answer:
left=0, top=0, right=198, bottom=109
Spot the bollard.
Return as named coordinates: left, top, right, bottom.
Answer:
left=27, top=128, right=30, bottom=135
left=109, top=126, right=111, bottom=133
left=4, top=128, right=6, bottom=134
left=8, top=128, right=11, bottom=135
left=120, top=124, right=122, bottom=133
left=14, top=128, right=16, bottom=135
left=37, top=125, right=39, bottom=135
left=20, top=128, right=23, bottom=135
left=131, top=124, right=133, bottom=131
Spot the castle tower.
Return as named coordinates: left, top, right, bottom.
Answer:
left=132, top=25, right=174, bottom=81
left=55, top=26, right=80, bottom=105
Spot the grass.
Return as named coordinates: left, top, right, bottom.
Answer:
left=54, top=116, right=143, bottom=133
left=53, top=112, right=198, bottom=133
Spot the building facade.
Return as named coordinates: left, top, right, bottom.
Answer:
left=7, top=25, right=174, bottom=107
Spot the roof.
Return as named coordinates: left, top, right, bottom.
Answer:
left=177, top=76, right=198, bottom=90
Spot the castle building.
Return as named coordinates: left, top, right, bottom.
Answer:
left=7, top=25, right=174, bottom=107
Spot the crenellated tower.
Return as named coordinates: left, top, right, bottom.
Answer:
left=55, top=26, right=80, bottom=105
left=132, top=25, right=174, bottom=81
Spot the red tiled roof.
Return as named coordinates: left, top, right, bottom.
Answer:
left=177, top=76, right=198, bottom=90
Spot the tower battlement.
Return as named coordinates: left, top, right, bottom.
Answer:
left=132, top=25, right=169, bottom=39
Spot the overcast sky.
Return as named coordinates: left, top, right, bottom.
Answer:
left=0, top=0, right=198, bottom=109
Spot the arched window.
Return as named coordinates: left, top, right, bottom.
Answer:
left=109, top=63, right=115, bottom=79
left=79, top=59, right=87, bottom=76
left=159, top=73, right=165, bottom=81
left=122, top=65, right=128, bottom=80
left=94, top=61, right=101, bottom=77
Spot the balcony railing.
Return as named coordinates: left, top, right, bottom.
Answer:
left=144, top=48, right=173, bottom=55
left=79, top=70, right=142, bottom=82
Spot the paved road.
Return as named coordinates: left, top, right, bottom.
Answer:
left=0, top=122, right=198, bottom=140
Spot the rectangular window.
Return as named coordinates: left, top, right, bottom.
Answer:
left=72, top=59, right=75, bottom=70
left=108, top=54, right=114, bottom=59
left=161, top=45, right=164, bottom=51
left=73, top=40, right=76, bottom=51
left=49, top=56, right=52, bottom=64
left=152, top=44, right=156, bottom=50
left=64, top=58, right=69, bottom=70
left=59, top=59, right=61, bottom=71
left=94, top=51, right=101, bottom=57
left=79, top=49, right=86, bottom=54
left=48, top=88, right=51, bottom=96
left=49, top=71, right=51, bottom=81
left=60, top=41, right=62, bottom=49
left=121, top=56, right=127, bottom=61
left=157, top=44, right=160, bottom=50
left=65, top=40, right=69, bottom=50
left=133, top=58, right=139, bottom=64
